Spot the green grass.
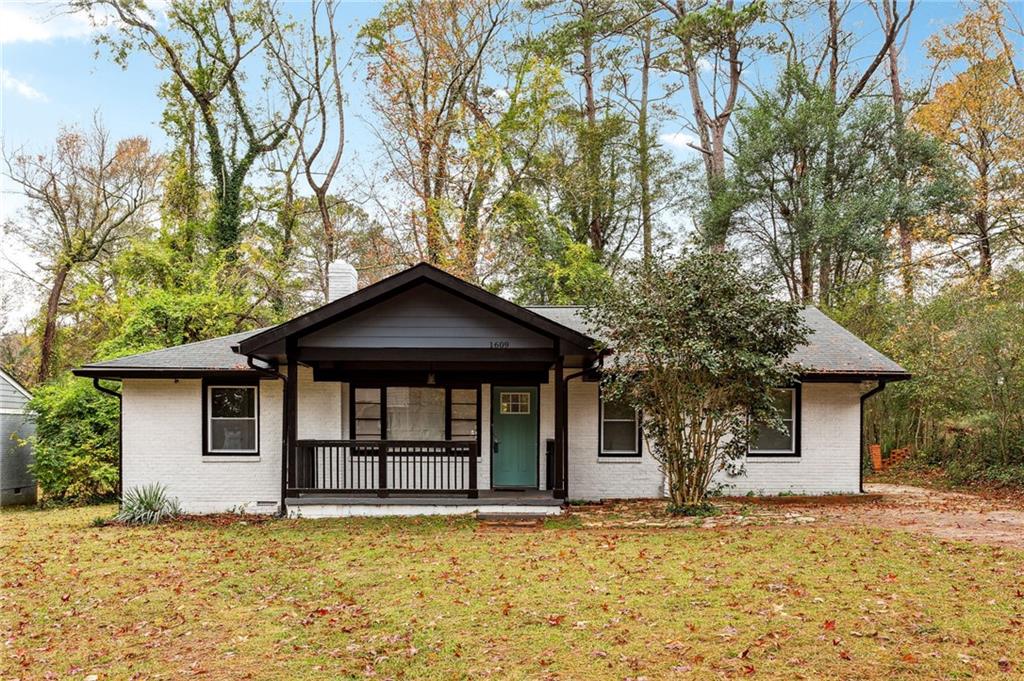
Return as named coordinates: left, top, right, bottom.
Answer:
left=2, top=505, right=1022, bottom=679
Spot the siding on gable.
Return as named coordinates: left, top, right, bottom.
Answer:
left=0, top=376, right=29, bottom=412
left=299, top=284, right=551, bottom=350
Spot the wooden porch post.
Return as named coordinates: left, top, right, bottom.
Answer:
left=554, top=347, right=567, bottom=499
left=285, top=339, right=298, bottom=499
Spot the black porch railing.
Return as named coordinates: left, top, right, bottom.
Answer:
left=289, top=440, right=478, bottom=498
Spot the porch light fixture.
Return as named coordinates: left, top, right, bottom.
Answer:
left=426, top=372, right=436, bottom=385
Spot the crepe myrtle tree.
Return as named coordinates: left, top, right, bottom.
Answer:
left=585, top=251, right=808, bottom=510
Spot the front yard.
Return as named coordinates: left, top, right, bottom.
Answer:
left=2, top=504, right=1022, bottom=680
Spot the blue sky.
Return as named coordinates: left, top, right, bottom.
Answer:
left=0, top=0, right=1003, bottom=328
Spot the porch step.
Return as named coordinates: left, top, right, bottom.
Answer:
left=476, top=513, right=546, bottom=525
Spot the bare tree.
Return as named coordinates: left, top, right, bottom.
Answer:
left=4, top=120, right=162, bottom=381
left=294, top=0, right=348, bottom=296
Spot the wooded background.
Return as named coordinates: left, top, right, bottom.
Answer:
left=3, top=0, right=1023, bottom=497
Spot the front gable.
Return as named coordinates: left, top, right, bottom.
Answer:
left=237, top=263, right=596, bottom=361
left=300, top=283, right=552, bottom=351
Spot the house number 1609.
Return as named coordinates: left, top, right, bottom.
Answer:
left=490, top=340, right=510, bottom=349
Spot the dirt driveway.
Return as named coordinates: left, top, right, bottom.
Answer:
left=566, top=484, right=1024, bottom=549
left=800, top=483, right=1024, bottom=549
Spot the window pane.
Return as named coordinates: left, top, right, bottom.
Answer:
left=355, top=419, right=381, bottom=437
left=772, top=389, right=794, bottom=418
left=354, top=388, right=381, bottom=404
left=211, top=418, right=256, bottom=451
left=355, top=402, right=381, bottom=419
left=211, top=387, right=255, bottom=418
left=451, top=403, right=476, bottom=420
left=750, top=424, right=793, bottom=452
left=451, top=420, right=477, bottom=439
left=451, top=389, right=477, bottom=405
left=387, top=387, right=445, bottom=440
left=603, top=398, right=635, bottom=421
left=602, top=421, right=637, bottom=453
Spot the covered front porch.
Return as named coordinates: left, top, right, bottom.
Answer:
left=234, top=264, right=600, bottom=514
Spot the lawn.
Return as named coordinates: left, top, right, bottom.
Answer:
left=2, top=506, right=1022, bottom=680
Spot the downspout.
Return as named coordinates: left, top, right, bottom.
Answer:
left=561, top=355, right=605, bottom=499
left=92, top=378, right=123, bottom=502
left=246, top=355, right=289, bottom=517
left=859, top=380, right=888, bottom=493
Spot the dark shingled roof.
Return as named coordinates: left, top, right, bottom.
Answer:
left=74, top=304, right=906, bottom=380
left=74, top=330, right=267, bottom=378
left=524, top=305, right=907, bottom=377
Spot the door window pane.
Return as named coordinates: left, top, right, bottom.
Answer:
left=500, top=392, right=531, bottom=414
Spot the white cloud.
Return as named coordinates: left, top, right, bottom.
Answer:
left=1, top=69, right=47, bottom=102
left=659, top=131, right=699, bottom=153
left=0, top=3, right=99, bottom=44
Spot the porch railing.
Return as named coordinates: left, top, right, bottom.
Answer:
left=289, top=440, right=479, bottom=498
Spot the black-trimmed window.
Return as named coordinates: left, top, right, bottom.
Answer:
left=350, top=385, right=480, bottom=448
left=748, top=387, right=800, bottom=457
left=599, top=390, right=641, bottom=457
left=204, top=382, right=259, bottom=455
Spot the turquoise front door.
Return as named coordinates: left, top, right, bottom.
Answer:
left=491, top=386, right=539, bottom=488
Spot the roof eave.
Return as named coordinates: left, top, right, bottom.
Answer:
left=72, top=367, right=261, bottom=380
left=799, top=370, right=911, bottom=382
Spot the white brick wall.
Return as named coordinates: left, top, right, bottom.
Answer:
left=122, top=378, right=283, bottom=514
left=564, top=376, right=665, bottom=500
left=120, top=374, right=866, bottom=512
left=712, top=382, right=864, bottom=495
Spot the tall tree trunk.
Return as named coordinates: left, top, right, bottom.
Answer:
left=976, top=155, right=993, bottom=279
left=638, top=23, right=653, bottom=266
left=881, top=0, right=914, bottom=298
left=818, top=0, right=841, bottom=306
left=799, top=247, right=814, bottom=304
left=975, top=210, right=993, bottom=278
left=37, top=263, right=70, bottom=383
left=581, top=7, right=604, bottom=255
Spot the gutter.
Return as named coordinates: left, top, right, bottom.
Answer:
left=246, top=356, right=289, bottom=518
left=91, top=378, right=124, bottom=502
left=859, top=380, right=888, bottom=494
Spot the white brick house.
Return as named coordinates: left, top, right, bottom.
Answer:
left=74, top=262, right=908, bottom=516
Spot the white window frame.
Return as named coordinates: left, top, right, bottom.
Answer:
left=599, top=392, right=640, bottom=457
left=207, top=384, right=259, bottom=455
left=748, top=387, right=798, bottom=456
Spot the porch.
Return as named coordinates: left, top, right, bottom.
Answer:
left=286, top=488, right=563, bottom=518
left=233, top=264, right=603, bottom=513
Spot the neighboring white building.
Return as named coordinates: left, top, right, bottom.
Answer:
left=74, top=263, right=908, bottom=516
left=1, top=368, right=35, bottom=507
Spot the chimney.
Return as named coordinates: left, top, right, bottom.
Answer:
left=327, top=260, right=358, bottom=301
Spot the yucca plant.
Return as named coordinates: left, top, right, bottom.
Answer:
left=115, top=484, right=182, bottom=525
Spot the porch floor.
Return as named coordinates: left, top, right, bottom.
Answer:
left=287, top=489, right=559, bottom=507
left=285, top=490, right=563, bottom=517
